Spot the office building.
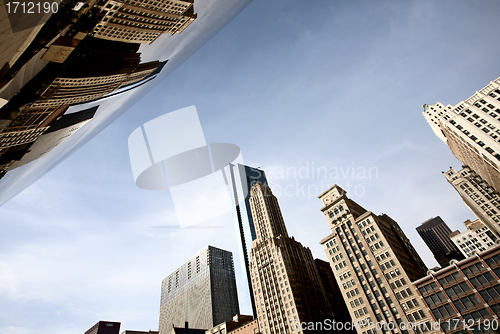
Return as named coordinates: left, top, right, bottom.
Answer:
left=238, top=164, right=268, bottom=242
left=91, top=0, right=197, bottom=44
left=158, top=245, right=239, bottom=334
left=413, top=245, right=500, bottom=332
left=226, top=319, right=260, bottom=334
left=423, top=77, right=500, bottom=192
left=205, top=314, right=256, bottom=334
left=444, top=166, right=500, bottom=237
left=229, top=164, right=268, bottom=317
left=319, top=185, right=437, bottom=334
left=416, top=216, right=465, bottom=268
left=86, top=321, right=121, bottom=334
left=248, top=182, right=333, bottom=334
left=449, top=219, right=498, bottom=258
left=313, top=259, right=355, bottom=333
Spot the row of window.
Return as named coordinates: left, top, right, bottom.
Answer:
left=395, top=288, right=413, bottom=300
left=354, top=306, right=368, bottom=318
left=381, top=259, right=396, bottom=271
left=328, top=245, right=340, bottom=255
left=389, top=278, right=407, bottom=290
left=431, top=303, right=456, bottom=320
left=401, top=298, right=419, bottom=311
left=341, top=279, right=355, bottom=290
left=346, top=287, right=359, bottom=299
left=479, top=285, right=500, bottom=302
left=349, top=297, right=364, bottom=308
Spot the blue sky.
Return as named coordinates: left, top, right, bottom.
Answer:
left=2, top=0, right=500, bottom=333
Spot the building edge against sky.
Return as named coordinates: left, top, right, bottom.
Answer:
left=318, top=184, right=438, bottom=334
left=423, top=77, right=500, bottom=194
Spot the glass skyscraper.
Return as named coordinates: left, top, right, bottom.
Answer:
left=238, top=164, right=268, bottom=241
left=158, top=245, right=239, bottom=334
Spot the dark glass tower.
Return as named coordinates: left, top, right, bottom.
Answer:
left=158, top=246, right=239, bottom=334
left=238, top=164, right=268, bottom=241
left=416, top=216, right=465, bottom=268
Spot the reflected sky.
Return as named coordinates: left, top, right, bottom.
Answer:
left=0, top=0, right=253, bottom=205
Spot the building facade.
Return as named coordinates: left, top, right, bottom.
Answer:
left=158, top=245, right=240, bottom=334
left=91, top=0, right=197, bottom=44
left=416, top=217, right=464, bottom=268
left=248, top=182, right=333, bottom=334
left=449, top=219, right=498, bottom=258
left=413, top=245, right=500, bottom=333
left=444, top=166, right=500, bottom=237
left=319, top=185, right=438, bottom=334
left=423, top=77, right=500, bottom=192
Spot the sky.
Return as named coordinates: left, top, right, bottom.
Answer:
left=2, top=0, right=500, bottom=333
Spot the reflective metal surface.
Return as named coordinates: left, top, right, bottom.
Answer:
left=0, top=0, right=252, bottom=205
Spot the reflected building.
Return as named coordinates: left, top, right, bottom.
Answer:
left=91, top=0, right=197, bottom=44
left=0, top=0, right=252, bottom=206
left=158, top=245, right=239, bottom=334
left=0, top=37, right=160, bottom=178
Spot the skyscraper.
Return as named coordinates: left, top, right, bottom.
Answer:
left=248, top=182, right=333, bottom=334
left=449, top=219, right=498, bottom=258
left=444, top=166, right=500, bottom=237
left=319, top=185, right=437, bottom=334
left=158, top=245, right=240, bottom=334
left=423, top=76, right=500, bottom=192
left=416, top=216, right=464, bottom=268
left=238, top=164, right=268, bottom=242
left=229, top=164, right=268, bottom=318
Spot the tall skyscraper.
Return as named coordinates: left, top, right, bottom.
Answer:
left=248, top=182, right=333, bottom=334
left=158, top=245, right=240, bottom=334
left=319, top=185, right=437, bottom=334
left=229, top=164, right=268, bottom=318
left=413, top=245, right=500, bottom=331
left=239, top=164, right=268, bottom=242
left=416, top=216, right=464, bottom=268
left=423, top=76, right=500, bottom=192
left=444, top=166, right=500, bottom=237
left=449, top=219, right=498, bottom=258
